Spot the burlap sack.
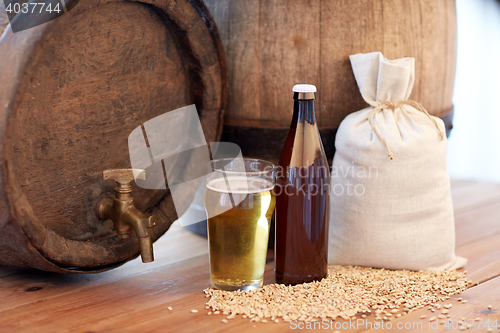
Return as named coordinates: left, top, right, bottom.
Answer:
left=328, top=52, right=467, bottom=270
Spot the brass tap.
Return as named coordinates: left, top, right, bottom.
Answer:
left=96, top=169, right=157, bottom=263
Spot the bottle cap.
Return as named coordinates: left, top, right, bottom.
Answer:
left=293, top=84, right=316, bottom=100
left=292, top=84, right=317, bottom=93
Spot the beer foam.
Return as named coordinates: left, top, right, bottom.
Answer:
left=207, top=176, right=274, bottom=194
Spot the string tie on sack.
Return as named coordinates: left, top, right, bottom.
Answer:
left=368, top=100, right=445, bottom=160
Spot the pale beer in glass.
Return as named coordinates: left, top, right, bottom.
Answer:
left=205, top=158, right=276, bottom=291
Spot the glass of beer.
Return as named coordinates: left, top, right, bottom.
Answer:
left=205, top=158, right=276, bottom=291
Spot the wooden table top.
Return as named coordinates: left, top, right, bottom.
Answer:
left=1, top=179, right=500, bottom=333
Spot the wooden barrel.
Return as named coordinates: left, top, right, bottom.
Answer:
left=205, top=0, right=457, bottom=162
left=0, top=6, right=8, bottom=36
left=0, top=0, right=225, bottom=272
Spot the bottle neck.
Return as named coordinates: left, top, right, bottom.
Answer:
left=291, top=99, right=316, bottom=129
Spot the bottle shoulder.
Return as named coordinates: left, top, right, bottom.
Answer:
left=279, top=124, right=328, bottom=168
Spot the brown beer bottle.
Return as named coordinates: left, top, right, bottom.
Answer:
left=275, top=84, right=329, bottom=285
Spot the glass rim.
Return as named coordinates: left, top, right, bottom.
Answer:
left=209, top=157, right=276, bottom=175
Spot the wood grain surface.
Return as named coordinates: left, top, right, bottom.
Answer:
left=362, top=277, right=500, bottom=333
left=205, top=0, right=457, bottom=131
left=0, top=179, right=499, bottom=332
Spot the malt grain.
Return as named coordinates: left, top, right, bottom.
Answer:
left=204, top=265, right=470, bottom=323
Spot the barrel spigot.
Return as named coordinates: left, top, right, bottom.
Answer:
left=96, top=168, right=157, bottom=263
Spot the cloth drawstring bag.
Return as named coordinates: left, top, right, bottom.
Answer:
left=328, top=51, right=467, bottom=270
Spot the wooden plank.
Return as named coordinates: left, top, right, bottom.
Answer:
left=225, top=0, right=261, bottom=123
left=70, top=256, right=497, bottom=333
left=452, top=181, right=500, bottom=215
left=258, top=0, right=321, bottom=125
left=67, top=261, right=298, bottom=333
left=320, top=0, right=456, bottom=128
left=362, top=275, right=500, bottom=333
left=0, top=255, right=210, bottom=333
left=456, top=234, right=500, bottom=285
left=442, top=0, right=457, bottom=116
left=1, top=234, right=496, bottom=333
left=0, top=223, right=208, bottom=312
left=381, top=0, right=423, bottom=99
left=80, top=213, right=500, bottom=332
left=85, top=295, right=298, bottom=333
left=1, top=179, right=499, bottom=332
left=320, top=0, right=384, bottom=128
left=455, top=200, right=500, bottom=247
left=206, top=0, right=322, bottom=127
left=418, top=0, right=454, bottom=116
left=217, top=0, right=456, bottom=130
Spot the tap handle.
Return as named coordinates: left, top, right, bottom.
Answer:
left=103, top=168, right=146, bottom=185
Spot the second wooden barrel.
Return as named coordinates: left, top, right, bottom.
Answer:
left=205, top=0, right=457, bottom=161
